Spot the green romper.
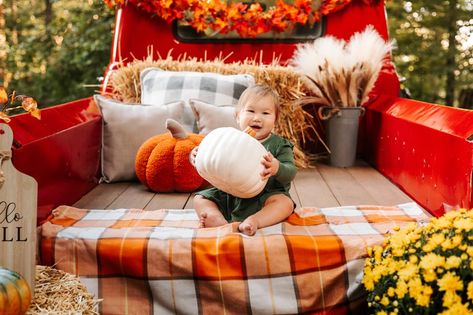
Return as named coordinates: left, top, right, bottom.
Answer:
left=196, top=133, right=297, bottom=222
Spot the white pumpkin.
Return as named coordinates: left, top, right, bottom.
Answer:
left=195, top=127, right=268, bottom=198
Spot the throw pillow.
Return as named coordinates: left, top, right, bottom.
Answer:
left=140, top=69, right=255, bottom=131
left=189, top=99, right=239, bottom=135
left=94, top=95, right=186, bottom=182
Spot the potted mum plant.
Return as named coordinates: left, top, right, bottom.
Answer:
left=290, top=25, right=393, bottom=167
left=364, top=209, right=473, bottom=314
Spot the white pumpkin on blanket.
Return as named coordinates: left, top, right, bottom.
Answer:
left=194, top=126, right=268, bottom=198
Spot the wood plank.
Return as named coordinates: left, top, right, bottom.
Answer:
left=145, top=192, right=192, bottom=210
left=293, top=168, right=339, bottom=208
left=106, top=182, right=156, bottom=209
left=317, top=163, right=378, bottom=206
left=346, top=162, right=413, bottom=206
left=73, top=182, right=131, bottom=209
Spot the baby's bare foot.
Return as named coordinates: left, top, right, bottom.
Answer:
left=239, top=218, right=258, bottom=236
left=199, top=212, right=228, bottom=228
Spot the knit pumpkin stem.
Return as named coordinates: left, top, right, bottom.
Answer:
left=166, top=119, right=188, bottom=139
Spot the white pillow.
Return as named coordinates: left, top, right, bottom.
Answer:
left=94, top=95, right=186, bottom=182
left=140, top=69, right=255, bottom=132
left=189, top=99, right=238, bottom=135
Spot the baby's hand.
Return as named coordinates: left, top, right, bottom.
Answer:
left=189, top=146, right=199, bottom=167
left=260, top=152, right=279, bottom=180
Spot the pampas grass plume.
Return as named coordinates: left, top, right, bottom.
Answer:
left=290, top=25, right=394, bottom=107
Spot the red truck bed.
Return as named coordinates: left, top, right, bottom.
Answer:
left=8, top=0, right=473, bottom=223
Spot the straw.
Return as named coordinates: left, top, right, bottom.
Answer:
left=26, top=265, right=101, bottom=314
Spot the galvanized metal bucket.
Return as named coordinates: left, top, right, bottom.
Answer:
left=319, top=107, right=365, bottom=167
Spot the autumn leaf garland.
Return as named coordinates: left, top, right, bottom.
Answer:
left=0, top=88, right=40, bottom=123
left=103, top=0, right=380, bottom=38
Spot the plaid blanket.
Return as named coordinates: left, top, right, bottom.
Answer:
left=39, top=203, right=429, bottom=315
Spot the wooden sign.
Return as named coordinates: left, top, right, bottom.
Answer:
left=0, top=123, right=37, bottom=294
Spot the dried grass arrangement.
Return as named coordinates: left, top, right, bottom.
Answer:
left=290, top=25, right=394, bottom=108
left=27, top=265, right=100, bottom=314
left=106, top=53, right=318, bottom=168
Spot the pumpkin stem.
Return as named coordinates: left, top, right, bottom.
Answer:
left=166, top=119, right=188, bottom=139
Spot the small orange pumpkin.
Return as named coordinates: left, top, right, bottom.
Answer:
left=136, top=119, right=206, bottom=192
left=0, top=267, right=31, bottom=315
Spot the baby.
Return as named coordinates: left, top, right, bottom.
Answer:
left=190, top=84, right=297, bottom=236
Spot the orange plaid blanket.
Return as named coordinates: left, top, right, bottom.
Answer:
left=39, top=203, right=429, bottom=315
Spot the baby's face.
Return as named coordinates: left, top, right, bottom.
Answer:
left=237, top=94, right=276, bottom=140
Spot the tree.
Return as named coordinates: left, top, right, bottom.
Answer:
left=1, top=0, right=114, bottom=106
left=386, top=0, right=473, bottom=107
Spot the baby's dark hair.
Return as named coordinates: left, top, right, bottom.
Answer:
left=236, top=84, right=280, bottom=120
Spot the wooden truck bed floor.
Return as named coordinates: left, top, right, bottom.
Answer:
left=74, top=161, right=424, bottom=213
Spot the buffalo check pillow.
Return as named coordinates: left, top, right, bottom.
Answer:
left=140, top=69, right=255, bottom=131
left=94, top=95, right=186, bottom=182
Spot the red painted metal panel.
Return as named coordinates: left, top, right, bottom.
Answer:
left=361, top=95, right=473, bottom=217
left=8, top=98, right=102, bottom=224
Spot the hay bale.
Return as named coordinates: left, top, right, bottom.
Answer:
left=107, top=56, right=319, bottom=168
left=27, top=265, right=100, bottom=314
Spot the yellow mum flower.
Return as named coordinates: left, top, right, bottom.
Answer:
left=439, top=302, right=473, bottom=315
left=431, top=233, right=445, bottom=246
left=451, top=235, right=462, bottom=247
left=395, top=280, right=408, bottom=298
left=468, top=281, right=473, bottom=301
left=398, top=263, right=418, bottom=282
left=423, top=268, right=437, bottom=282
left=408, top=276, right=422, bottom=293
left=380, top=296, right=389, bottom=306
left=434, top=217, right=453, bottom=229
left=363, top=275, right=375, bottom=291
left=438, top=272, right=463, bottom=292
left=374, top=246, right=383, bottom=262
left=444, top=211, right=462, bottom=220
left=420, top=253, right=445, bottom=270
left=441, top=238, right=456, bottom=250
left=414, top=285, right=433, bottom=307
left=376, top=311, right=388, bottom=315
left=442, top=290, right=462, bottom=308
left=446, top=256, right=462, bottom=269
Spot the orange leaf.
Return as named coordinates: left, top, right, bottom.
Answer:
left=10, top=90, right=16, bottom=104
left=0, top=87, right=7, bottom=104
left=21, top=97, right=38, bottom=112
left=29, top=108, right=41, bottom=120
left=0, top=112, right=11, bottom=123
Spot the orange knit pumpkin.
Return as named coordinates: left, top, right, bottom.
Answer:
left=135, top=119, right=206, bottom=192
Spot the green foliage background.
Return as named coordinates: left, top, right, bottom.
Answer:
left=386, top=0, right=472, bottom=106
left=0, top=0, right=472, bottom=107
left=0, top=0, right=114, bottom=106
